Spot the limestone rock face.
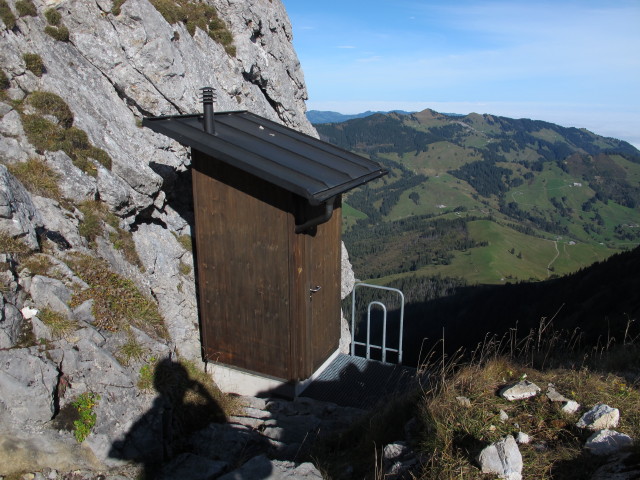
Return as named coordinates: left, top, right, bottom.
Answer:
left=0, top=0, right=362, bottom=475
left=0, top=348, right=59, bottom=428
left=0, top=165, right=42, bottom=249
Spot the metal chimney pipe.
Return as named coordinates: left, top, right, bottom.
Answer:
left=201, top=87, right=216, bottom=135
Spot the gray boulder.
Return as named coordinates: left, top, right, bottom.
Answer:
left=477, top=435, right=523, bottom=480
left=29, top=275, right=73, bottom=316
left=0, top=295, right=25, bottom=348
left=577, top=404, right=620, bottom=430
left=0, top=165, right=43, bottom=249
left=0, top=348, right=59, bottom=427
left=585, top=429, right=633, bottom=456
left=499, top=380, right=541, bottom=401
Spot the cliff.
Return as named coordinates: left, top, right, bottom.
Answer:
left=0, top=0, right=354, bottom=474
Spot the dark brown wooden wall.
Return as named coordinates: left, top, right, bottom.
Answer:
left=192, top=151, right=341, bottom=381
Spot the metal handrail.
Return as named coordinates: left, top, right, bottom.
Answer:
left=350, top=282, right=405, bottom=364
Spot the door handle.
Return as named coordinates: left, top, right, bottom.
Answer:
left=309, top=285, right=322, bottom=297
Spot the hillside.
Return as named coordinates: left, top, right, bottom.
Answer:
left=317, top=110, right=640, bottom=284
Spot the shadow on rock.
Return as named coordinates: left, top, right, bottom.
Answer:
left=108, top=357, right=226, bottom=479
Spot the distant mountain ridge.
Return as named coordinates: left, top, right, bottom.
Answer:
left=316, top=108, right=640, bottom=285
left=306, top=109, right=415, bottom=124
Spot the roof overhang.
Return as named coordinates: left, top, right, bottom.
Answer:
left=142, top=111, right=387, bottom=205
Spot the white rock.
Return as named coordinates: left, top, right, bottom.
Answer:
left=499, top=410, right=509, bottom=422
left=456, top=396, right=472, bottom=407
left=546, top=383, right=570, bottom=402
left=499, top=380, right=541, bottom=401
left=577, top=404, right=620, bottom=430
left=562, top=400, right=580, bottom=414
left=585, top=429, right=633, bottom=456
left=516, top=432, right=530, bottom=444
left=21, top=306, right=38, bottom=319
left=477, top=435, right=523, bottom=480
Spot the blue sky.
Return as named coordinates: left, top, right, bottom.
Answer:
left=281, top=0, right=640, bottom=148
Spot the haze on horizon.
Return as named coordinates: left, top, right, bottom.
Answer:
left=282, top=0, right=640, bottom=149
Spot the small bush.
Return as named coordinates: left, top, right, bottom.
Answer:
left=15, top=0, right=37, bottom=17
left=7, top=158, right=62, bottom=200
left=23, top=53, right=45, bottom=77
left=44, top=25, right=70, bottom=42
left=27, top=91, right=73, bottom=127
left=0, top=0, right=16, bottom=30
left=72, top=392, right=100, bottom=443
left=44, top=7, right=61, bottom=25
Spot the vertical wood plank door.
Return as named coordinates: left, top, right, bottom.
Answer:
left=304, top=197, right=342, bottom=377
left=192, top=152, right=295, bottom=379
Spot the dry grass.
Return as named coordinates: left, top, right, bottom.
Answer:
left=7, top=158, right=61, bottom=200
left=66, top=253, right=167, bottom=339
left=0, top=232, right=31, bottom=255
left=39, top=307, right=76, bottom=338
left=314, top=317, right=640, bottom=480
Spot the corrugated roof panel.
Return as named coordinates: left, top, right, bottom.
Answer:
left=143, top=111, right=387, bottom=203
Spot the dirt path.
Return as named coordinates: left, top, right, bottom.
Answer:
left=547, top=240, right=559, bottom=277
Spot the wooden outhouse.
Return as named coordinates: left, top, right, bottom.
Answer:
left=143, top=94, right=386, bottom=393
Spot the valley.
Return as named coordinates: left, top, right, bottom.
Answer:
left=314, top=110, right=640, bottom=287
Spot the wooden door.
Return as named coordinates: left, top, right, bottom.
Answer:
left=301, top=197, right=342, bottom=377
left=192, top=151, right=296, bottom=379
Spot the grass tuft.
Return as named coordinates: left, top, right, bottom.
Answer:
left=22, top=53, right=45, bottom=77
left=149, top=0, right=235, bottom=56
left=77, top=201, right=105, bottom=245
left=7, top=158, right=61, bottom=200
left=0, top=232, right=31, bottom=255
left=39, top=307, right=76, bottom=338
left=44, top=25, right=69, bottom=42
left=173, top=232, right=192, bottom=251
left=178, top=261, right=191, bottom=276
left=117, top=333, right=147, bottom=366
left=27, top=91, right=73, bottom=127
left=15, top=0, right=36, bottom=17
left=67, top=253, right=167, bottom=339
left=0, top=68, right=9, bottom=90
left=43, top=7, right=61, bottom=25
left=0, top=0, right=16, bottom=30
left=111, top=0, right=127, bottom=16
left=20, top=96, right=112, bottom=176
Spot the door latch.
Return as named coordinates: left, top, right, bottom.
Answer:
left=309, top=285, right=322, bottom=298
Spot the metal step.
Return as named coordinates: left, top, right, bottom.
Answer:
left=300, top=353, right=417, bottom=409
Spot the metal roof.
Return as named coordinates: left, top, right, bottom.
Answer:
left=142, top=111, right=387, bottom=204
